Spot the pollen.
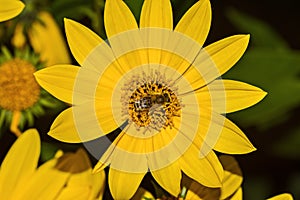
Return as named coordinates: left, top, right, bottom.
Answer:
left=0, top=58, right=40, bottom=111
left=121, top=70, right=181, bottom=131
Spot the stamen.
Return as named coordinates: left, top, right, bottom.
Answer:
left=121, top=70, right=181, bottom=132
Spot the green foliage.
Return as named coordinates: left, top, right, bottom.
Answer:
left=124, top=0, right=144, bottom=22
left=224, top=9, right=300, bottom=129
left=227, top=9, right=289, bottom=50
left=40, top=142, right=59, bottom=162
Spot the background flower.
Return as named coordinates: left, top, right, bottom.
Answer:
left=0, top=129, right=105, bottom=200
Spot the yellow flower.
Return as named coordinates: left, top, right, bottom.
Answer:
left=34, top=0, right=266, bottom=199
left=0, top=47, right=64, bottom=137
left=267, top=194, right=294, bottom=200
left=0, top=0, right=24, bottom=22
left=0, top=129, right=105, bottom=200
left=12, top=11, right=71, bottom=66
left=183, top=155, right=243, bottom=200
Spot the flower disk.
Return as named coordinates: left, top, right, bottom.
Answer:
left=0, top=59, right=40, bottom=111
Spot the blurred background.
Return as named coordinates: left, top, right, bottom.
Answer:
left=0, top=0, right=299, bottom=199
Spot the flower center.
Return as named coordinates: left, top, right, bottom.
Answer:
left=121, top=70, right=181, bottom=131
left=0, top=59, right=40, bottom=111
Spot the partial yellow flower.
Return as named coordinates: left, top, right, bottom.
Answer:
left=183, top=155, right=242, bottom=200
left=132, top=188, right=155, bottom=200
left=34, top=0, right=266, bottom=199
left=0, top=0, right=24, bottom=22
left=12, top=11, right=71, bottom=66
left=267, top=193, right=294, bottom=200
left=0, top=129, right=105, bottom=200
left=0, top=47, right=64, bottom=137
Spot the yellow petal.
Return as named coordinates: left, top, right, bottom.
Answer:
left=139, top=0, right=173, bottom=66
left=140, top=0, right=173, bottom=29
left=90, top=170, right=106, bottom=200
left=109, top=168, right=146, bottom=200
left=182, top=174, right=220, bottom=200
left=104, top=0, right=138, bottom=38
left=28, top=11, right=71, bottom=66
left=49, top=107, right=107, bottom=143
left=57, top=169, right=102, bottom=200
left=180, top=146, right=223, bottom=188
left=34, top=65, right=79, bottom=104
left=12, top=23, right=26, bottom=48
left=267, top=193, right=294, bottom=200
left=204, top=34, right=249, bottom=77
left=0, top=0, right=24, bottom=22
left=151, top=162, right=181, bottom=196
left=186, top=35, right=250, bottom=89
left=230, top=187, right=243, bottom=200
left=213, top=117, right=256, bottom=154
left=175, top=0, right=211, bottom=47
left=219, top=155, right=243, bottom=199
left=14, top=167, right=70, bottom=200
left=57, top=187, right=91, bottom=200
left=197, top=79, right=267, bottom=113
left=65, top=19, right=104, bottom=66
left=222, top=80, right=267, bottom=113
left=0, top=129, right=40, bottom=199
left=103, top=131, right=148, bottom=173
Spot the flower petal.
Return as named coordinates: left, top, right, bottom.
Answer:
left=180, top=146, right=223, bottom=187
left=197, top=79, right=267, bottom=113
left=14, top=165, right=70, bottom=200
left=104, top=0, right=138, bottom=38
left=108, top=168, right=146, bottom=200
left=219, top=155, right=243, bottom=199
left=65, top=19, right=104, bottom=66
left=186, top=35, right=250, bottom=89
left=0, top=129, right=40, bottom=199
left=90, top=170, right=106, bottom=200
left=213, top=117, right=256, bottom=154
left=34, top=65, right=79, bottom=104
left=49, top=106, right=109, bottom=143
left=95, top=129, right=149, bottom=173
left=267, top=193, right=294, bottom=200
left=151, top=162, right=181, bottom=196
left=175, top=0, right=211, bottom=47
left=0, top=0, right=24, bottom=22
left=57, top=187, right=90, bottom=200
left=140, top=0, right=173, bottom=29
left=230, top=187, right=243, bottom=200
left=182, top=174, right=220, bottom=200
left=48, top=107, right=82, bottom=143
left=28, top=12, right=71, bottom=66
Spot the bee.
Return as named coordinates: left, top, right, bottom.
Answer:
left=134, top=93, right=171, bottom=111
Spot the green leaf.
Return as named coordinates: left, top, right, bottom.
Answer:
left=41, top=142, right=59, bottom=162
left=226, top=8, right=289, bottom=50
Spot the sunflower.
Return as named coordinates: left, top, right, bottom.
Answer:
left=0, top=0, right=24, bottom=22
left=0, top=47, right=64, bottom=137
left=0, top=129, right=105, bottom=200
left=34, top=0, right=266, bottom=199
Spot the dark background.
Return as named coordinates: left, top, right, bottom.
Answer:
left=0, top=0, right=299, bottom=199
